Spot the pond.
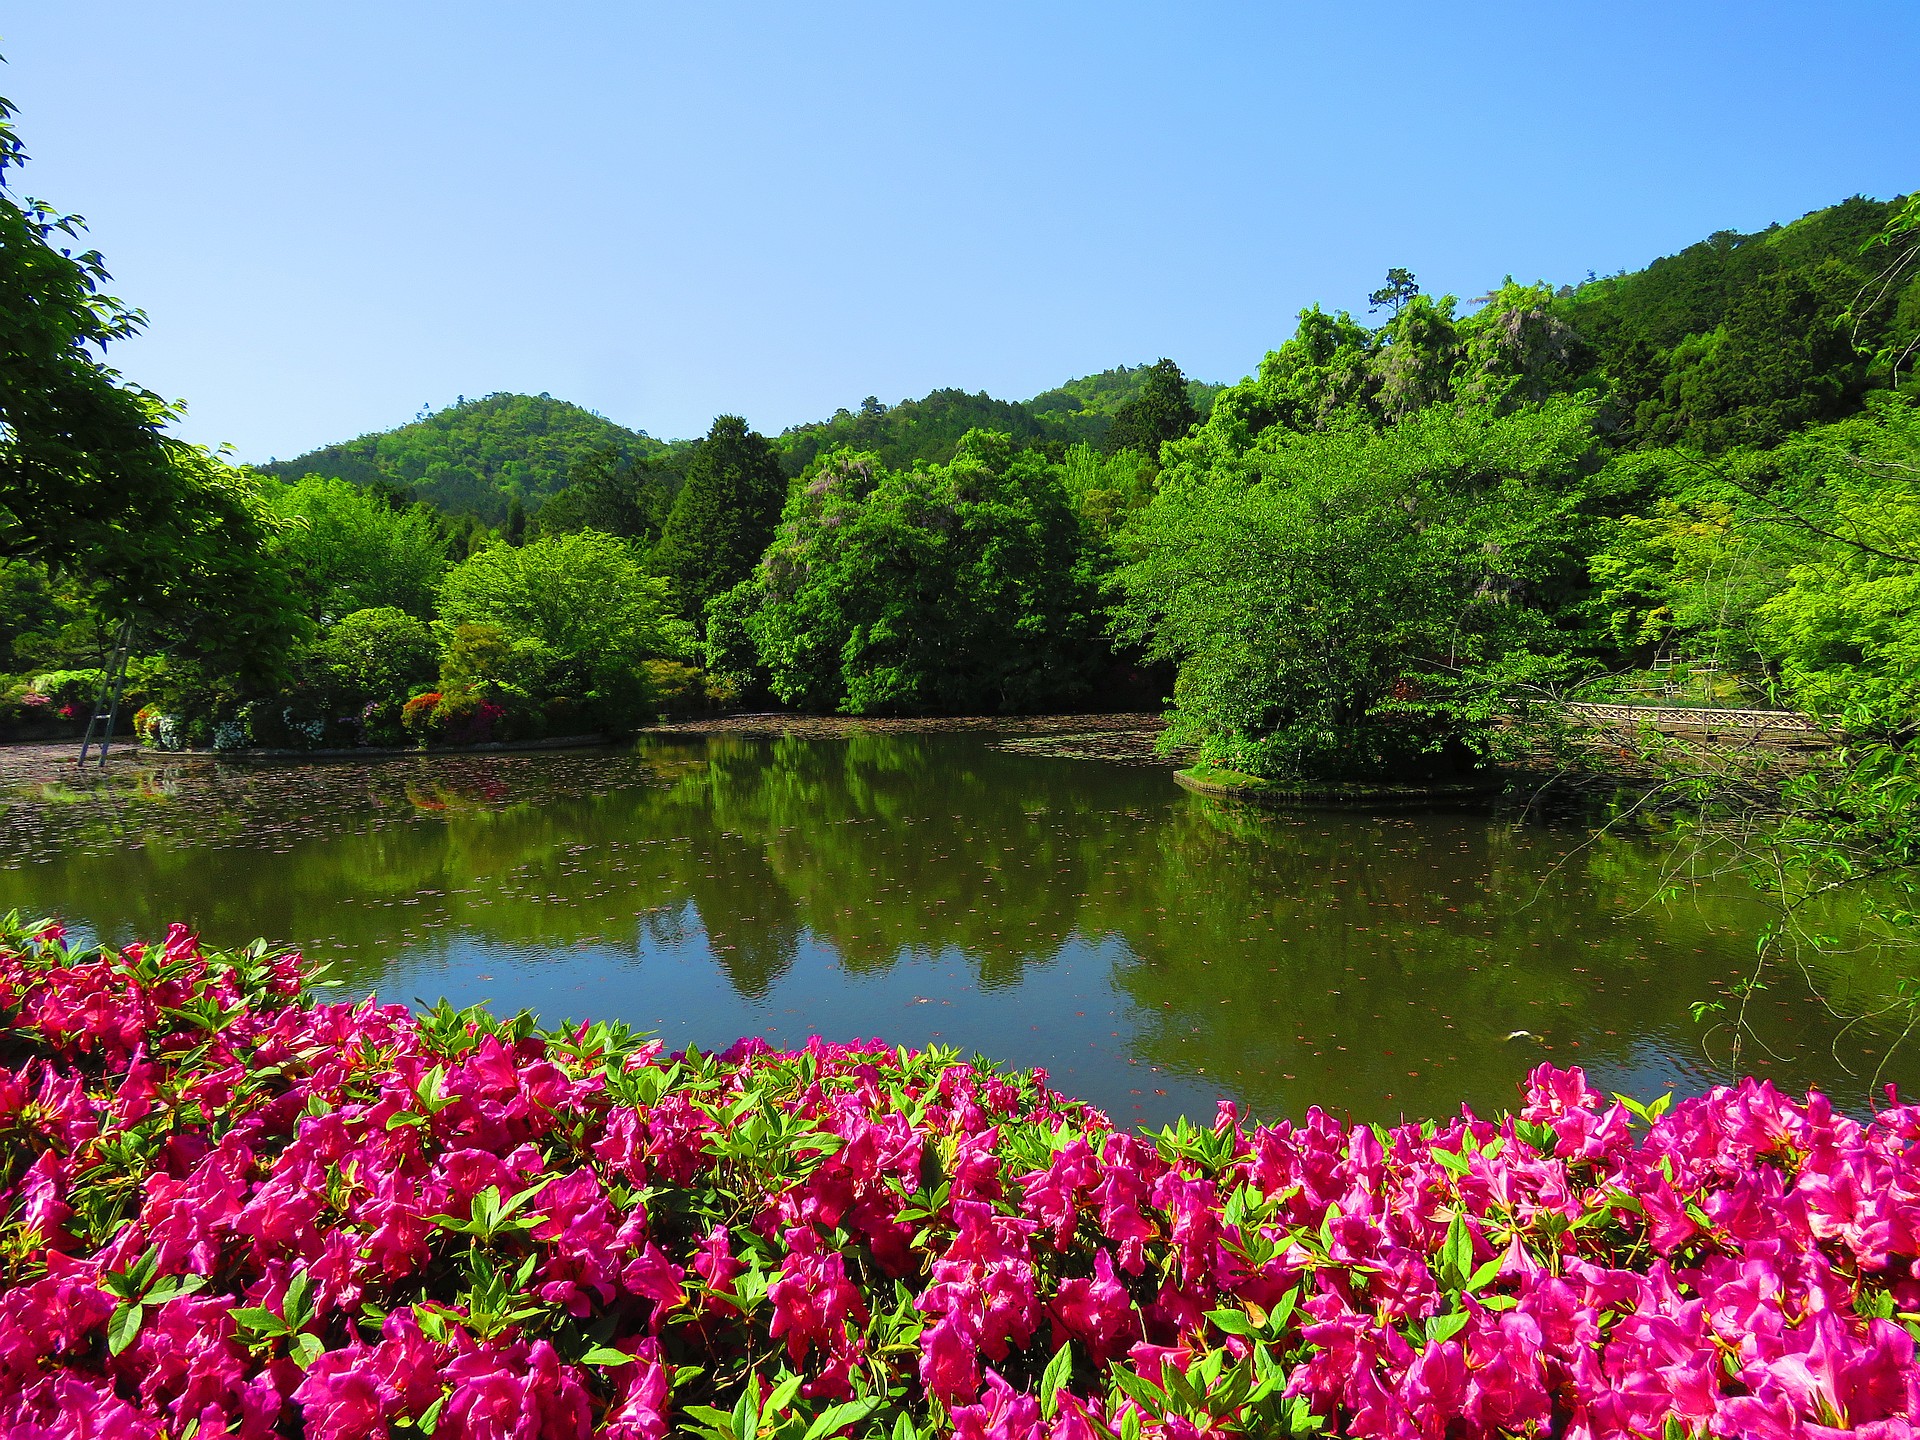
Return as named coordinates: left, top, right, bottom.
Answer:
left=1, top=729, right=1911, bottom=1127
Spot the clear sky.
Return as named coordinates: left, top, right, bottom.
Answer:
left=3, top=3, right=1914, bottom=461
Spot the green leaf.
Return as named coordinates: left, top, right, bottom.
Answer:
left=803, top=1397, right=886, bottom=1440
left=1041, top=1340, right=1074, bottom=1420
left=582, top=1345, right=636, bottom=1366
left=290, top=1332, right=325, bottom=1369
left=1426, top=1310, right=1469, bottom=1345
left=765, top=1373, right=804, bottom=1416
left=1439, top=1210, right=1473, bottom=1289
left=107, top=1302, right=144, bottom=1356
left=1205, top=1307, right=1254, bottom=1336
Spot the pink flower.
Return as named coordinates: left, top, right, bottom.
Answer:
left=602, top=1339, right=671, bottom=1440
left=767, top=1226, right=867, bottom=1365
left=441, top=1340, right=589, bottom=1440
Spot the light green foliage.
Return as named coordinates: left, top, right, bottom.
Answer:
left=1058, top=443, right=1156, bottom=543
left=260, top=393, right=659, bottom=523
left=1587, top=451, right=1788, bottom=668
left=1114, top=400, right=1600, bottom=778
left=439, top=531, right=693, bottom=722
left=308, top=607, right=438, bottom=709
left=729, top=433, right=1096, bottom=714
left=267, top=475, right=450, bottom=620
left=1752, top=402, right=1920, bottom=728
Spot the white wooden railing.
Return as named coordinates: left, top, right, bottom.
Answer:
left=1558, top=701, right=1825, bottom=734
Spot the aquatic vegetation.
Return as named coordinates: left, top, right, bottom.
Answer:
left=2, top=918, right=1919, bottom=1438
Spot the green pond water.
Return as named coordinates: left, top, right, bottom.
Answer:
left=1, top=731, right=1911, bottom=1126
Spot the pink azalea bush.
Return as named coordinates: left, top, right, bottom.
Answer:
left=2, top=917, right=1919, bottom=1439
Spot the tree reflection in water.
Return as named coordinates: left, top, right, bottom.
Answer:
left=1, top=732, right=1911, bottom=1124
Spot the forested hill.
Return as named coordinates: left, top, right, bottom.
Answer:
left=1025, top=364, right=1224, bottom=424
left=258, top=394, right=663, bottom=523
left=1552, top=192, right=1913, bottom=451
left=768, top=364, right=1224, bottom=474
left=256, top=190, right=1909, bottom=524
left=258, top=364, right=1228, bottom=519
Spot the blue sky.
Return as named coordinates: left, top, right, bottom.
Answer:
left=4, top=3, right=1915, bottom=461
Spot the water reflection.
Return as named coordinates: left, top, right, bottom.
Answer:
left=0, top=732, right=1911, bottom=1125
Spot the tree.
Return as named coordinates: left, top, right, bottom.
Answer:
left=267, top=475, right=449, bottom=620
left=536, top=444, right=680, bottom=545
left=502, top=494, right=527, bottom=546
left=0, top=91, right=302, bottom=680
left=440, top=531, right=693, bottom=716
left=730, top=433, right=1096, bottom=714
left=651, top=415, right=788, bottom=619
left=1368, top=267, right=1420, bottom=318
left=308, top=606, right=437, bottom=708
left=1104, top=359, right=1200, bottom=458
left=1113, top=400, right=1599, bottom=779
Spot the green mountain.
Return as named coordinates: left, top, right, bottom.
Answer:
left=261, top=186, right=1916, bottom=527
left=1553, top=193, right=1915, bottom=451
left=771, top=364, right=1224, bottom=475
left=1026, top=364, right=1224, bottom=424
left=259, top=393, right=662, bottom=523
left=1561, top=194, right=1900, bottom=349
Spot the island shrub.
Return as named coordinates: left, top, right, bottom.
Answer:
left=400, top=690, right=443, bottom=739
left=439, top=531, right=694, bottom=732
left=640, top=658, right=719, bottom=716
left=1114, top=400, right=1601, bottom=780
left=311, top=607, right=440, bottom=711
left=2, top=916, right=1918, bottom=1439
left=727, top=435, right=1097, bottom=715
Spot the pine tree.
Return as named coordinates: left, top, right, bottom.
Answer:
left=1106, top=359, right=1201, bottom=458
left=651, top=415, right=787, bottom=619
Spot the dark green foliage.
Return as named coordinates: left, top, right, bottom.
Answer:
left=1633, top=267, right=1865, bottom=451
left=1368, top=267, right=1421, bottom=318
left=1027, top=363, right=1224, bottom=427
left=1563, top=195, right=1917, bottom=451
left=652, top=416, right=788, bottom=620
left=306, top=606, right=438, bottom=710
left=777, top=368, right=1227, bottom=477
left=1104, top=358, right=1202, bottom=457
left=727, top=433, right=1096, bottom=714
left=261, top=394, right=660, bottom=523
left=774, top=389, right=1055, bottom=475
left=1562, top=197, right=1896, bottom=349
left=534, top=444, right=684, bottom=546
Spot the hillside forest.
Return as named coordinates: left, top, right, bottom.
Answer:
left=4, top=78, right=1917, bottom=786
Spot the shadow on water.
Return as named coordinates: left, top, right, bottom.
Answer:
left=1, top=731, right=1912, bottom=1127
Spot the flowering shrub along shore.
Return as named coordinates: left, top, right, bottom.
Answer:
left=2, top=921, right=1919, bottom=1438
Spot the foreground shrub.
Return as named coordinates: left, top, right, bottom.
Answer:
left=1, top=917, right=1918, bottom=1438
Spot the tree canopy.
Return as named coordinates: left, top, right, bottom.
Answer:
left=652, top=415, right=788, bottom=621
left=0, top=93, right=303, bottom=680
left=718, top=432, right=1096, bottom=714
